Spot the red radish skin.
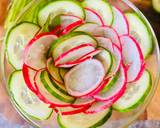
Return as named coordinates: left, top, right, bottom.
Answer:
left=84, top=77, right=111, bottom=97
left=85, top=8, right=104, bottom=25
left=22, top=64, right=37, bottom=94
left=64, top=59, right=105, bottom=97
left=84, top=83, right=126, bottom=114
left=85, top=65, right=127, bottom=114
left=56, top=49, right=101, bottom=68
left=50, top=25, right=62, bottom=36
left=56, top=56, right=92, bottom=68
left=24, top=32, right=58, bottom=70
left=94, top=65, right=127, bottom=102
left=54, top=43, right=95, bottom=66
left=71, top=98, right=95, bottom=108
left=54, top=106, right=90, bottom=115
left=120, top=35, right=145, bottom=82
left=112, top=6, right=129, bottom=35
left=34, top=69, right=72, bottom=107
left=61, top=20, right=84, bottom=35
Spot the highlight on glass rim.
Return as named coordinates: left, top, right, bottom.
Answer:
left=0, top=0, right=160, bottom=127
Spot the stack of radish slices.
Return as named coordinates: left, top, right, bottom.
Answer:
left=7, top=0, right=153, bottom=127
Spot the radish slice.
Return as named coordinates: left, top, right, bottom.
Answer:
left=112, top=6, right=129, bottom=35
left=61, top=20, right=84, bottom=35
left=71, top=97, right=95, bottom=108
left=24, top=33, right=58, bottom=70
left=85, top=84, right=126, bottom=114
left=85, top=77, right=111, bottom=97
left=57, top=49, right=101, bottom=68
left=55, top=44, right=95, bottom=66
left=85, top=8, right=104, bottom=25
left=60, top=14, right=83, bottom=28
left=95, top=26, right=121, bottom=48
left=96, top=37, right=122, bottom=75
left=34, top=69, right=72, bottom=107
left=64, top=59, right=105, bottom=97
left=94, top=65, right=127, bottom=102
left=120, top=35, right=145, bottom=82
left=22, top=64, right=37, bottom=93
left=55, top=106, right=90, bottom=115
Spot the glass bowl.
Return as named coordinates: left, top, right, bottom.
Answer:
left=0, top=0, right=160, bottom=127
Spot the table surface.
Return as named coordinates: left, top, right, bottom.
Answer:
left=0, top=0, right=160, bottom=127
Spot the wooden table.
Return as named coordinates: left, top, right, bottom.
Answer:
left=0, top=0, right=160, bottom=121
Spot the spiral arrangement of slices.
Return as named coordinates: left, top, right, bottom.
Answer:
left=22, top=3, right=146, bottom=115
left=6, top=0, right=154, bottom=127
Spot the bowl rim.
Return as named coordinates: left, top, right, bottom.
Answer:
left=0, top=0, right=160, bottom=127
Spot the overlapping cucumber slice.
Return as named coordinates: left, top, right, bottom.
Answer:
left=9, top=71, right=53, bottom=120
left=34, top=69, right=74, bottom=107
left=113, top=70, right=152, bottom=112
left=95, top=47, right=113, bottom=74
left=38, top=0, right=85, bottom=26
left=6, top=22, right=40, bottom=69
left=47, top=58, right=64, bottom=84
left=58, top=107, right=112, bottom=128
left=125, top=12, right=153, bottom=58
left=82, top=0, right=114, bottom=25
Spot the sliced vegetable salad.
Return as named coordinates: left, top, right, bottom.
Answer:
left=5, top=0, right=154, bottom=127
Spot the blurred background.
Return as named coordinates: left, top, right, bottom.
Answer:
left=0, top=0, right=160, bottom=127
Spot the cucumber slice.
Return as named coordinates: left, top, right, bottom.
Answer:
left=125, top=13, right=153, bottom=58
left=113, top=70, right=152, bottom=112
left=59, top=68, right=69, bottom=80
left=38, top=0, right=85, bottom=26
left=101, top=71, right=120, bottom=93
left=152, top=0, right=160, bottom=13
left=8, top=71, right=53, bottom=120
left=40, top=70, right=75, bottom=103
left=58, top=107, right=112, bottom=128
left=95, top=47, right=113, bottom=74
left=47, top=58, right=64, bottom=84
left=82, top=0, right=113, bottom=25
left=34, top=70, right=72, bottom=107
left=6, top=22, right=40, bottom=69
left=52, top=32, right=97, bottom=60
